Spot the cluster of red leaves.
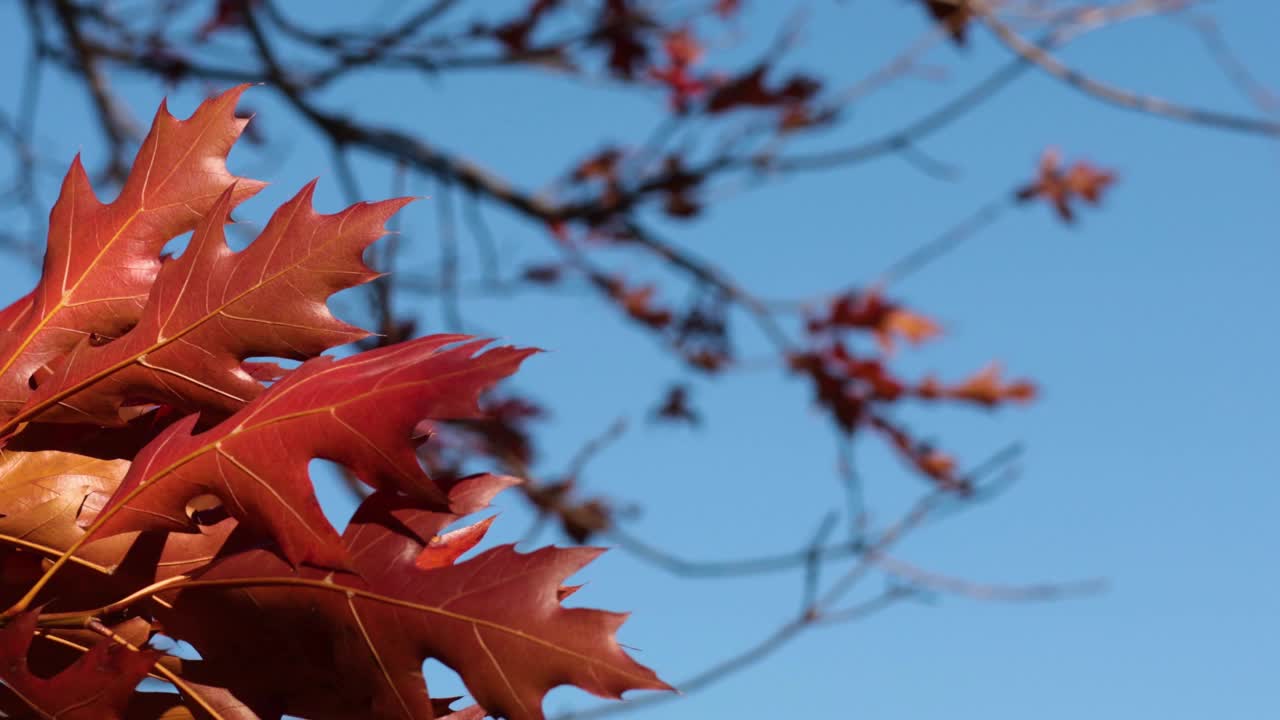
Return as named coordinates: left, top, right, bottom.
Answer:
left=1016, top=148, right=1117, bottom=223
left=793, top=290, right=1034, bottom=491
left=806, top=289, right=942, bottom=353
left=482, top=0, right=828, bottom=134
left=525, top=480, right=615, bottom=544
left=589, top=0, right=656, bottom=78
left=580, top=273, right=732, bottom=372
left=656, top=155, right=705, bottom=218
left=522, top=251, right=729, bottom=373
left=569, top=146, right=626, bottom=209
left=594, top=274, right=675, bottom=329
left=482, top=0, right=657, bottom=77
left=918, top=364, right=1036, bottom=407
left=566, top=146, right=706, bottom=221
left=706, top=66, right=822, bottom=120
left=648, top=29, right=708, bottom=112
left=419, top=394, right=547, bottom=482
left=415, top=395, right=617, bottom=545
left=648, top=33, right=830, bottom=133
left=671, top=293, right=733, bottom=372
left=0, top=88, right=669, bottom=720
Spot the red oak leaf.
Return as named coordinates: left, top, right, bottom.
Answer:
left=1015, top=148, right=1116, bottom=223
left=93, top=335, right=535, bottom=569
left=159, top=475, right=671, bottom=720
left=0, top=610, right=160, bottom=720
left=0, top=86, right=668, bottom=720
left=18, top=183, right=407, bottom=427
left=0, top=86, right=263, bottom=423
left=918, top=363, right=1037, bottom=407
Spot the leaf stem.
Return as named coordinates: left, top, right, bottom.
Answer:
left=35, top=574, right=189, bottom=628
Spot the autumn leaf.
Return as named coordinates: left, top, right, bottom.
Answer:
left=0, top=610, right=160, bottom=720
left=594, top=275, right=674, bottom=329
left=0, top=86, right=264, bottom=422
left=0, top=86, right=671, bottom=720
left=17, top=181, right=408, bottom=427
left=1015, top=148, right=1116, bottom=223
left=159, top=475, right=671, bottom=720
left=880, top=306, right=942, bottom=352
left=0, top=423, right=253, bottom=612
left=0, top=445, right=132, bottom=573
left=869, top=415, right=966, bottom=493
left=655, top=155, right=704, bottom=218
left=93, top=335, right=534, bottom=569
left=649, top=29, right=708, bottom=111
left=918, top=363, right=1037, bottom=407
left=428, top=393, right=547, bottom=475
left=705, top=65, right=820, bottom=114
left=525, top=477, right=615, bottom=544
left=570, top=147, right=623, bottom=183
left=807, top=289, right=941, bottom=352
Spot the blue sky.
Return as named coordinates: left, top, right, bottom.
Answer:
left=1, top=2, right=1278, bottom=718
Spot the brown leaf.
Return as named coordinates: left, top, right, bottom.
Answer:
left=0, top=445, right=133, bottom=573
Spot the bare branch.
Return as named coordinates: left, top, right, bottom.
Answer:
left=975, top=0, right=1280, bottom=136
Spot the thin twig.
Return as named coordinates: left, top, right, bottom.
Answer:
left=975, top=0, right=1280, bottom=136
left=436, top=175, right=463, bottom=332
left=877, top=194, right=1013, bottom=287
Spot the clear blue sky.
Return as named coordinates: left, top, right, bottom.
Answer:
left=1, top=2, right=1277, bottom=718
